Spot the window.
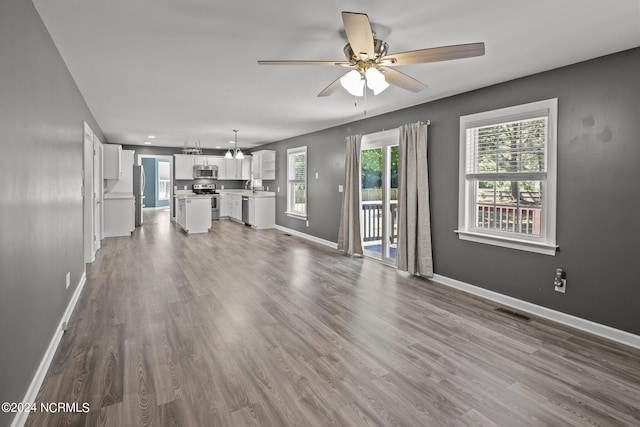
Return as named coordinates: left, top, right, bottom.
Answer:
left=456, top=98, right=558, bottom=255
left=157, top=161, right=170, bottom=201
left=286, top=146, right=307, bottom=218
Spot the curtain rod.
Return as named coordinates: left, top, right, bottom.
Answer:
left=356, top=120, right=431, bottom=140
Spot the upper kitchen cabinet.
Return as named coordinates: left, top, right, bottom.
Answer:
left=206, top=156, right=225, bottom=176
left=224, top=158, right=240, bottom=180
left=103, top=144, right=123, bottom=179
left=174, top=154, right=195, bottom=180
left=252, top=150, right=275, bottom=180
left=222, top=156, right=250, bottom=180
left=241, top=156, right=252, bottom=180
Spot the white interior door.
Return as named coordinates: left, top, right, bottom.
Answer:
left=93, top=137, right=102, bottom=251
left=83, top=122, right=95, bottom=263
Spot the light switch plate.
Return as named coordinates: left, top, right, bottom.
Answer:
left=338, top=185, right=344, bottom=193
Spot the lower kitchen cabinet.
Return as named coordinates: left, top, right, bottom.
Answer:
left=228, top=194, right=243, bottom=222
left=248, top=196, right=275, bottom=229
left=220, top=193, right=230, bottom=217
left=104, top=195, right=134, bottom=237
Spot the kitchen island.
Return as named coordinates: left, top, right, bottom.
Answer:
left=173, top=192, right=212, bottom=234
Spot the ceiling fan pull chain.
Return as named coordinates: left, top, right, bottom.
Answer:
left=363, top=84, right=368, bottom=116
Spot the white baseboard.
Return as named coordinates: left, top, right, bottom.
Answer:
left=11, top=273, right=87, bottom=427
left=274, top=225, right=338, bottom=249
left=432, top=274, right=640, bottom=351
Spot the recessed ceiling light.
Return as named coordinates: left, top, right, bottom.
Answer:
left=216, top=146, right=221, bottom=149
left=229, top=141, right=235, bottom=144
left=147, top=135, right=156, bottom=139
left=144, top=141, right=151, bottom=145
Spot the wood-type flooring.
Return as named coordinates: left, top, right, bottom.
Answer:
left=27, top=209, right=640, bottom=426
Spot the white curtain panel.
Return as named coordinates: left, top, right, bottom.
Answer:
left=397, top=122, right=433, bottom=276
left=337, top=135, right=363, bottom=256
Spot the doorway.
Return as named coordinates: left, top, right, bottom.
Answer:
left=138, top=155, right=173, bottom=221
left=360, top=129, right=399, bottom=265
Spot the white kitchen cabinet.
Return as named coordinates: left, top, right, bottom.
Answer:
left=248, top=197, right=255, bottom=225
left=248, top=196, right=275, bottom=229
left=207, top=156, right=225, bottom=178
left=241, top=156, right=252, bottom=180
left=176, top=197, right=211, bottom=234
left=224, top=158, right=240, bottom=180
left=228, top=194, right=243, bottom=222
left=219, top=193, right=229, bottom=217
left=174, top=154, right=195, bottom=180
left=252, top=151, right=262, bottom=179
left=252, top=150, right=276, bottom=180
left=176, top=198, right=186, bottom=227
left=103, top=144, right=122, bottom=179
left=103, top=195, right=134, bottom=237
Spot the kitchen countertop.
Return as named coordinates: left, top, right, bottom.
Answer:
left=173, top=190, right=215, bottom=200
left=218, top=190, right=276, bottom=198
left=104, top=192, right=134, bottom=200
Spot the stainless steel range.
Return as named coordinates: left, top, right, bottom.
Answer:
left=193, top=184, right=220, bottom=220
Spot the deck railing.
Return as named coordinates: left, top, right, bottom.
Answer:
left=361, top=201, right=542, bottom=242
left=476, top=204, right=541, bottom=235
left=361, top=201, right=397, bottom=243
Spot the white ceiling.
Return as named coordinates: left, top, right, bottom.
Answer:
left=33, top=0, right=640, bottom=150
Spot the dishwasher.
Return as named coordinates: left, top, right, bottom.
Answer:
left=242, top=196, right=249, bottom=224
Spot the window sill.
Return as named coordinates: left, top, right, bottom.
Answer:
left=286, top=212, right=307, bottom=220
left=455, top=230, right=557, bottom=256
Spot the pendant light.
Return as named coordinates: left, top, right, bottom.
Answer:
left=225, top=129, right=244, bottom=159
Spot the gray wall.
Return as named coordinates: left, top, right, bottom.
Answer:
left=262, top=47, right=640, bottom=336
left=0, top=0, right=104, bottom=425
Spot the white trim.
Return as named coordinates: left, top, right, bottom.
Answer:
left=274, top=225, right=338, bottom=249
left=457, top=98, right=558, bottom=255
left=431, top=273, right=640, bottom=351
left=11, top=273, right=87, bottom=427
left=286, top=146, right=307, bottom=217
left=455, top=230, right=558, bottom=256
left=285, top=212, right=307, bottom=220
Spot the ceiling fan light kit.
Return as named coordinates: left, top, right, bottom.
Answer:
left=340, top=69, right=365, bottom=96
left=258, top=11, right=485, bottom=99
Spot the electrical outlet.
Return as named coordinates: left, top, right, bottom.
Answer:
left=65, top=272, right=70, bottom=289
left=554, top=268, right=566, bottom=293
left=306, top=220, right=309, bottom=227
left=277, top=187, right=280, bottom=193
left=315, top=172, right=319, bottom=179
left=338, top=185, right=344, bottom=193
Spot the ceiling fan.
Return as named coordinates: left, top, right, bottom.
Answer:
left=258, top=12, right=485, bottom=97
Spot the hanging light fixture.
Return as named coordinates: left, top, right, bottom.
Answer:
left=225, top=130, right=244, bottom=159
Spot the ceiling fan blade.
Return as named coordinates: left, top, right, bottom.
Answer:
left=342, top=12, right=375, bottom=59
left=258, top=60, right=350, bottom=66
left=380, top=67, right=427, bottom=92
left=317, top=72, right=350, bottom=97
left=382, top=42, right=485, bottom=65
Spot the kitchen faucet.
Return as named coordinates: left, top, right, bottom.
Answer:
left=244, top=180, right=252, bottom=190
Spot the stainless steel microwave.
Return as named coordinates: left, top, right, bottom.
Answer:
left=193, top=164, right=218, bottom=179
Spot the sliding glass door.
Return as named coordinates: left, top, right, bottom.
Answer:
left=361, top=130, right=399, bottom=265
